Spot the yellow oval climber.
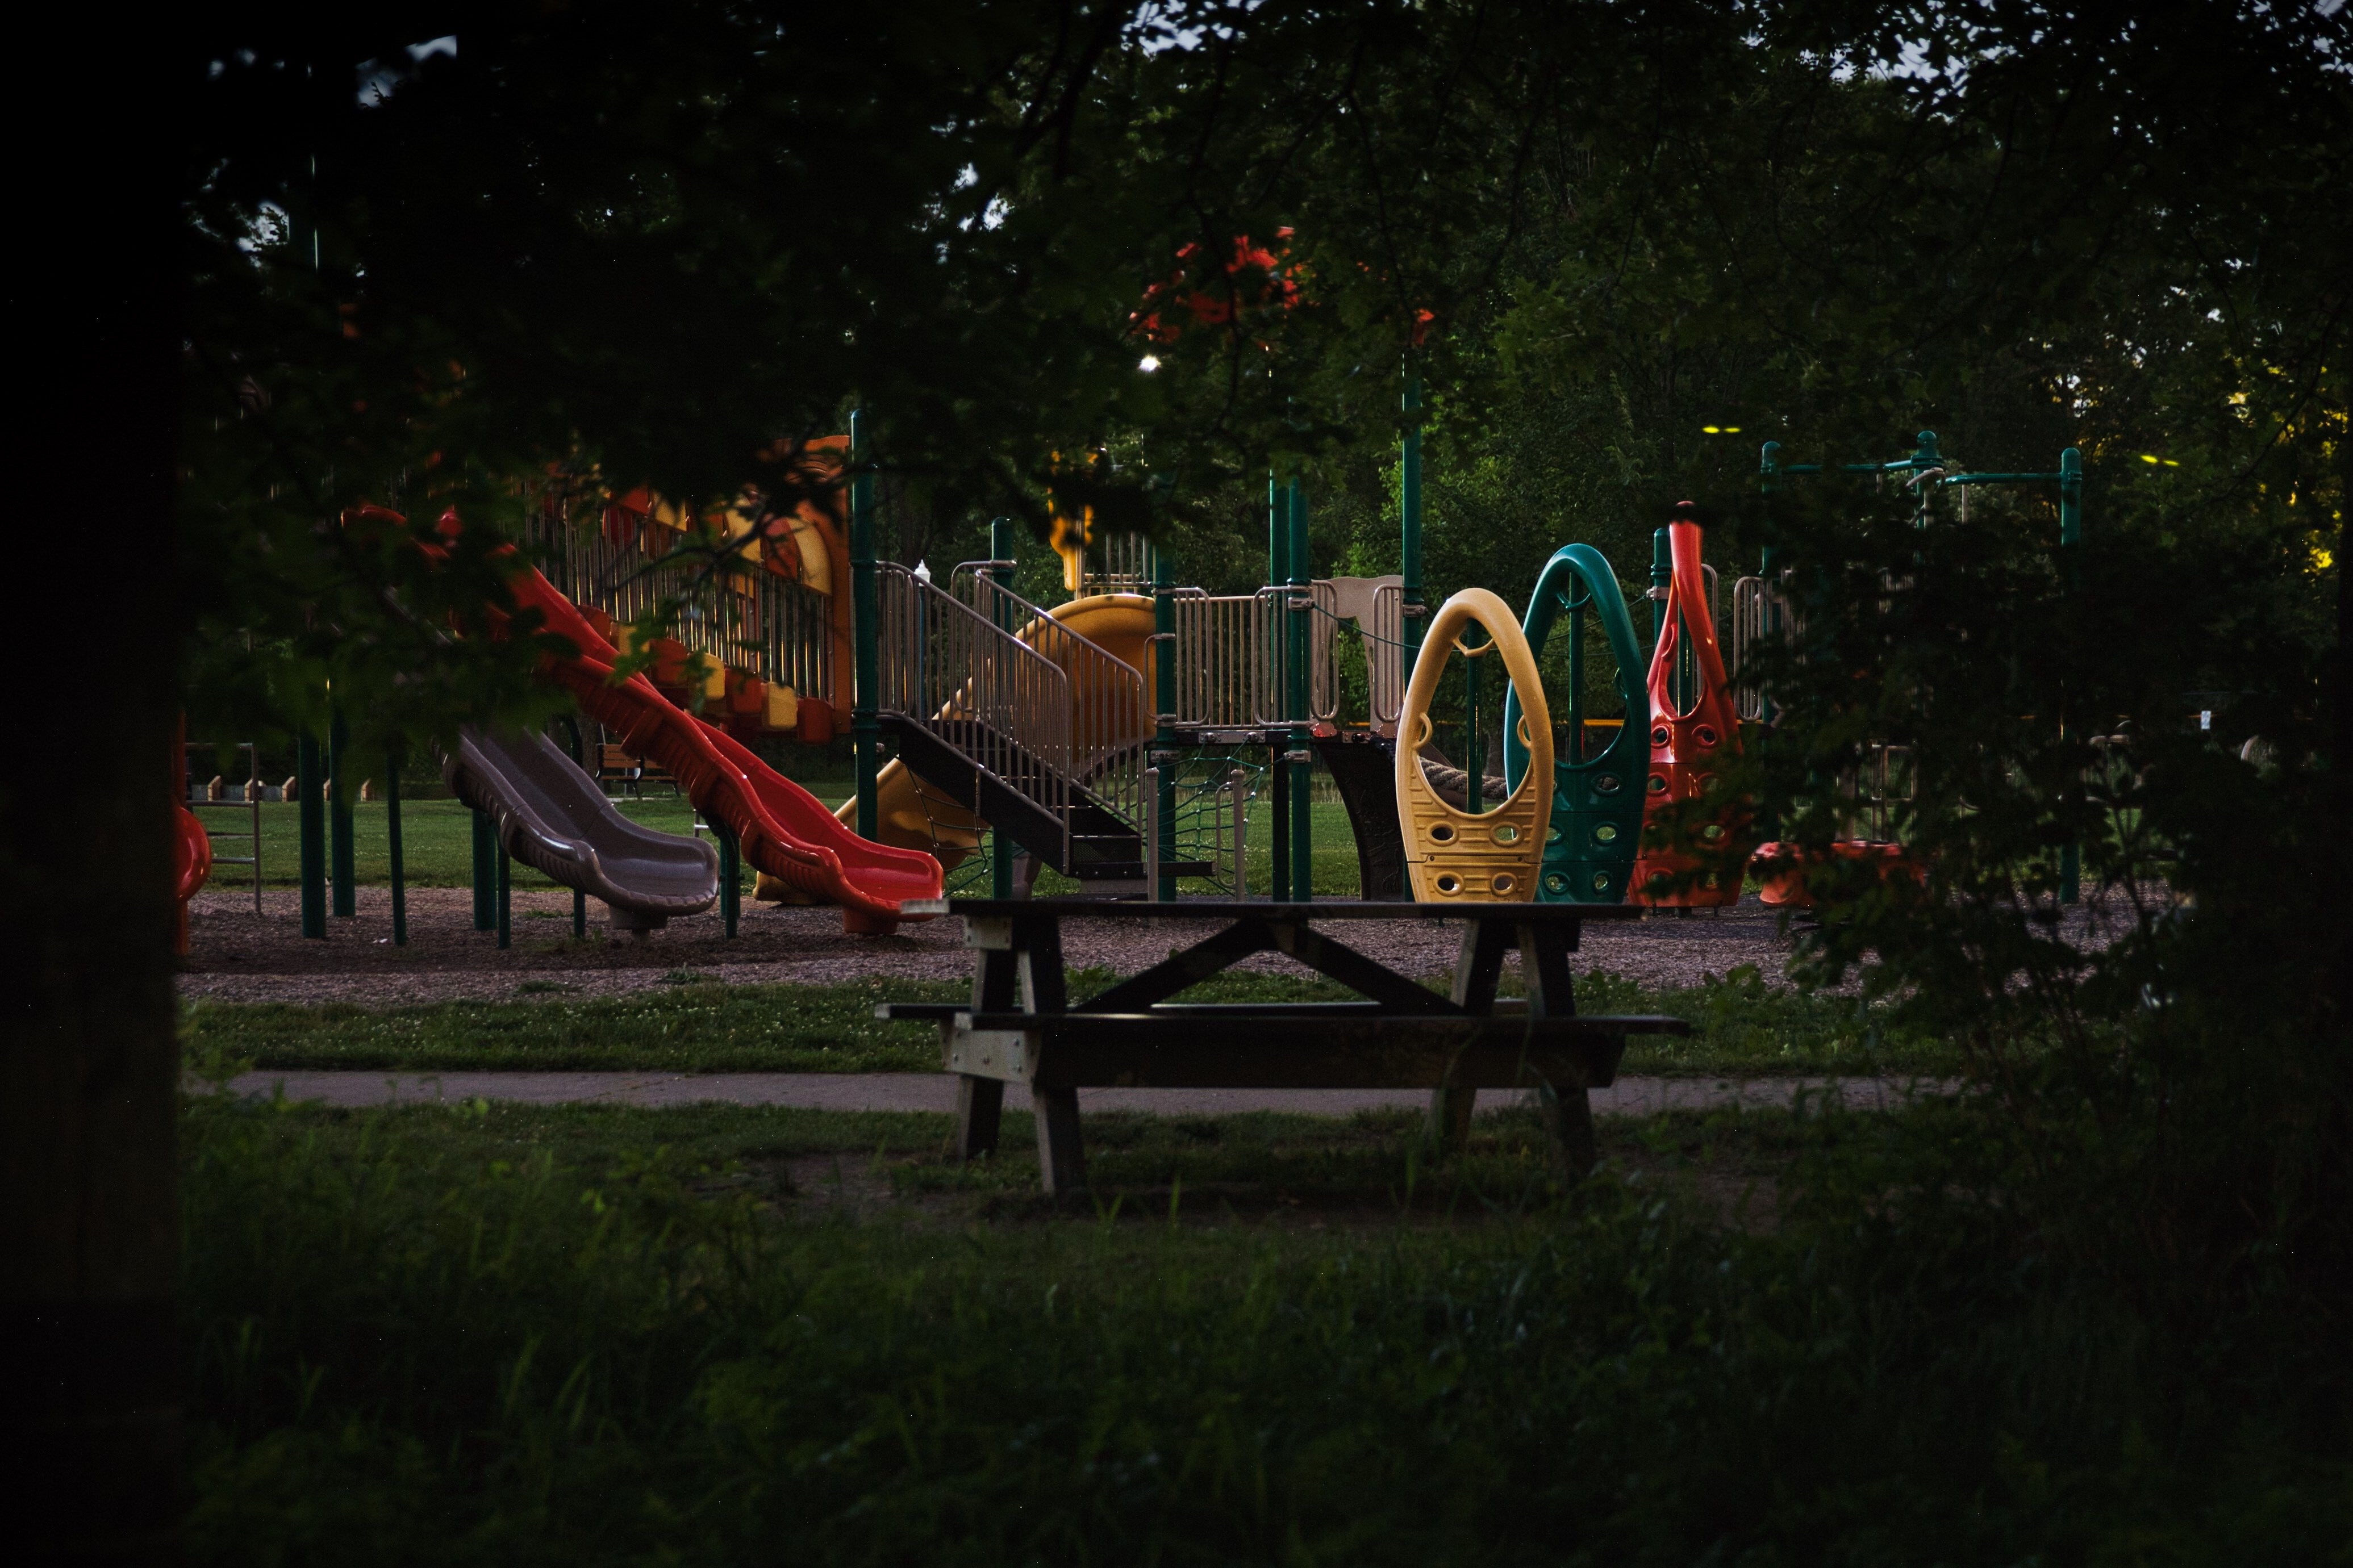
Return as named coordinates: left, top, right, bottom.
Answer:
left=1395, top=589, right=1554, bottom=902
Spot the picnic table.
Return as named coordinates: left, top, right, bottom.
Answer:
left=879, top=898, right=1690, bottom=1200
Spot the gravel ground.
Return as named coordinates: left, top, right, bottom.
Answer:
left=180, top=883, right=2145, bottom=1009
left=178, top=885, right=1807, bottom=1006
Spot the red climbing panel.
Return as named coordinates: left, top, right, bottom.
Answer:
left=1632, top=518, right=1748, bottom=907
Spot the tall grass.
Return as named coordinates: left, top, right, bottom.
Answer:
left=183, top=1094, right=2346, bottom=1564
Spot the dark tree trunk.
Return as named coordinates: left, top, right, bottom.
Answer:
left=4, top=41, right=188, bottom=1563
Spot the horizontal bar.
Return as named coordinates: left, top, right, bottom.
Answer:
left=909, top=898, right=1643, bottom=923
left=953, top=1010, right=1689, bottom=1037
left=1937, top=472, right=2064, bottom=485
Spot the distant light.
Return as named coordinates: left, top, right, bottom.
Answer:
left=1725, top=425, right=1742, bottom=433
left=2141, top=454, right=2160, bottom=464
left=1701, top=426, right=1720, bottom=434
left=1138, top=355, right=1161, bottom=373
left=2164, top=459, right=2180, bottom=467
left=1700, top=425, right=1741, bottom=435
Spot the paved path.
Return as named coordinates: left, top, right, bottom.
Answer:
left=219, top=1070, right=1950, bottom=1117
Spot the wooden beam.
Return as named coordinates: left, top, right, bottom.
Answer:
left=1076, top=919, right=1275, bottom=1012
left=1032, top=1086, right=1087, bottom=1201
left=1269, top=923, right=1463, bottom=1014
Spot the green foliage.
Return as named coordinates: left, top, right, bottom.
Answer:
left=182, top=1095, right=2351, bottom=1563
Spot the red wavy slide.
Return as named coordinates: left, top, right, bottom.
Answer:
left=500, top=565, right=940, bottom=933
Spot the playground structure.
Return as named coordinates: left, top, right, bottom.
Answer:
left=1734, top=431, right=2085, bottom=906
left=491, top=404, right=1746, bottom=918
left=216, top=394, right=1818, bottom=949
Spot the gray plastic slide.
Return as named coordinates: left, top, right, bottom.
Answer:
left=443, top=726, right=720, bottom=931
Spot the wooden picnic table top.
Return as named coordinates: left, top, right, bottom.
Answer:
left=904, top=898, right=1646, bottom=923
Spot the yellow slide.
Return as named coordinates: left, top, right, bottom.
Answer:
left=756, top=593, right=1158, bottom=898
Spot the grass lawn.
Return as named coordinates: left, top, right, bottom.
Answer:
left=188, top=963, right=1958, bottom=1077
left=181, top=1092, right=2341, bottom=1563
left=207, top=795, right=727, bottom=889
left=207, top=795, right=1376, bottom=896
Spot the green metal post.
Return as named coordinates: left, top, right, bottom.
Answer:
left=297, top=731, right=326, bottom=939
left=1758, top=442, right=1784, bottom=725
left=495, top=842, right=511, bottom=950
left=850, top=408, right=881, bottom=840
left=2058, top=446, right=2083, bottom=551
left=1268, top=471, right=1291, bottom=901
left=1153, top=540, right=1178, bottom=902
left=1401, top=374, right=1426, bottom=667
left=1287, top=479, right=1313, bottom=901
left=988, top=516, right=1017, bottom=900
left=386, top=749, right=407, bottom=946
left=2058, top=445, right=2084, bottom=905
left=471, top=808, right=497, bottom=931
left=719, top=823, right=740, bottom=936
left=328, top=711, right=354, bottom=917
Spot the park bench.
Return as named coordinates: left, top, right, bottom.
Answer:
left=595, top=743, right=677, bottom=797
left=880, top=898, right=1689, bottom=1201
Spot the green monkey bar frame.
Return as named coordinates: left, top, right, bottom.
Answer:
left=1758, top=430, right=2085, bottom=902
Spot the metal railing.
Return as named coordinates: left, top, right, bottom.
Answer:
left=1171, top=589, right=1277, bottom=727
left=189, top=741, right=263, bottom=914
left=958, top=569, right=1149, bottom=835
left=1731, top=572, right=1801, bottom=722
left=1078, top=531, right=1153, bottom=595
left=1847, top=744, right=1913, bottom=842
left=1366, top=581, right=1407, bottom=728
left=1170, top=578, right=1405, bottom=731
left=875, top=565, right=1149, bottom=864
left=522, top=498, right=833, bottom=700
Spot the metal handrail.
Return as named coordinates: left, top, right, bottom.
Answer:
left=522, top=496, right=834, bottom=703
left=877, top=564, right=1073, bottom=862
left=953, top=571, right=1149, bottom=835
left=1730, top=571, right=1801, bottom=723
left=1170, top=588, right=1276, bottom=727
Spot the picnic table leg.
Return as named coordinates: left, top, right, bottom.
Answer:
left=956, top=946, right=1019, bottom=1161
left=1032, top=1086, right=1087, bottom=1203
left=1011, top=914, right=1084, bottom=1199
left=1432, top=918, right=1515, bottom=1152
left=957, top=1077, right=1004, bottom=1161
left=1519, top=919, right=1598, bottom=1180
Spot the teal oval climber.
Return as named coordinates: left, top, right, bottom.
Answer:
left=1501, top=543, right=1649, bottom=904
